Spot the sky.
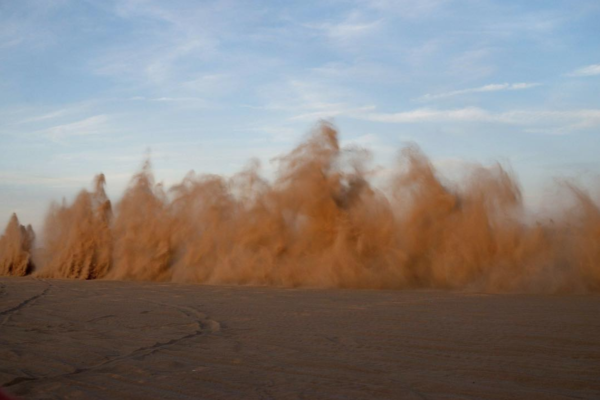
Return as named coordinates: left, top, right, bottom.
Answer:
left=1, top=0, right=599, bottom=229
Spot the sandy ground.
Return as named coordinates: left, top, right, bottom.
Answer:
left=0, top=278, right=599, bottom=400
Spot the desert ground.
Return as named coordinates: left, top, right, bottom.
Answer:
left=1, top=277, right=599, bottom=400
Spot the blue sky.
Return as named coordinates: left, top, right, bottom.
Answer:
left=1, top=0, right=599, bottom=229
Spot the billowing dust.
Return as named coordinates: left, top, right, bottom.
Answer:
left=1, top=124, right=599, bottom=292
left=0, top=214, right=35, bottom=276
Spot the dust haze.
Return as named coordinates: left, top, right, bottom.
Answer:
left=1, top=123, right=598, bottom=292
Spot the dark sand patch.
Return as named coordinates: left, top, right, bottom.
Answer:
left=1, top=277, right=599, bottom=399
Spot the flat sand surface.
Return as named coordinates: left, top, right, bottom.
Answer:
left=1, top=278, right=599, bottom=399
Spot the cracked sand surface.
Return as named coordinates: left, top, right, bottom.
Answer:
left=1, top=278, right=599, bottom=399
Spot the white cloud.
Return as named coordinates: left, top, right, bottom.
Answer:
left=359, top=0, right=449, bottom=19
left=310, top=61, right=402, bottom=84
left=260, top=79, right=340, bottom=112
left=359, top=107, right=600, bottom=133
left=257, top=78, right=375, bottom=123
left=567, top=64, right=600, bottom=77
left=290, top=105, right=376, bottom=121
left=37, top=115, right=111, bottom=140
left=181, top=73, right=236, bottom=97
left=92, top=0, right=221, bottom=86
left=498, top=109, right=600, bottom=128
left=0, top=1, right=67, bottom=49
left=93, top=37, right=216, bottom=85
left=325, top=19, right=381, bottom=41
left=448, top=48, right=496, bottom=81
left=405, top=39, right=442, bottom=68
left=418, top=82, right=541, bottom=101
left=343, top=133, right=379, bottom=146
left=11, top=102, right=93, bottom=125
left=304, top=11, right=382, bottom=46
left=0, top=171, right=94, bottom=188
left=129, top=96, right=206, bottom=105
left=364, top=107, right=492, bottom=123
left=16, top=109, right=70, bottom=124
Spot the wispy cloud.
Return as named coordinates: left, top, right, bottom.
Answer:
left=14, top=109, right=71, bottom=125
left=183, top=73, right=232, bottom=92
left=258, top=78, right=374, bottom=122
left=448, top=48, right=496, bottom=81
left=290, top=105, right=376, bottom=121
left=129, top=96, right=206, bottom=104
left=324, top=19, right=381, bottom=42
left=93, top=37, right=216, bottom=85
left=12, top=102, right=92, bottom=126
left=0, top=1, right=66, bottom=49
left=92, top=0, right=221, bottom=87
left=310, top=61, right=402, bottom=84
left=360, top=107, right=600, bottom=133
left=1, top=0, right=600, bottom=229
left=304, top=11, right=382, bottom=46
left=37, top=115, right=111, bottom=141
left=418, top=82, right=541, bottom=101
left=343, top=133, right=379, bottom=146
left=363, top=107, right=491, bottom=123
left=359, top=0, right=449, bottom=19
left=567, top=64, right=600, bottom=77
left=0, top=171, right=94, bottom=188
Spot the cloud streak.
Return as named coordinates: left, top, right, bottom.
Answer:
left=567, top=64, right=600, bottom=77
left=303, top=11, right=382, bottom=48
left=37, top=115, right=111, bottom=141
left=418, top=83, right=541, bottom=101
left=290, top=105, right=376, bottom=121
left=360, top=107, right=600, bottom=133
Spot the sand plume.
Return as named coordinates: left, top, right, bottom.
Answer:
left=555, top=184, right=600, bottom=291
left=35, top=174, right=112, bottom=279
left=168, top=124, right=399, bottom=287
left=0, top=213, right=35, bottom=276
left=14, top=123, right=600, bottom=292
left=107, top=161, right=174, bottom=281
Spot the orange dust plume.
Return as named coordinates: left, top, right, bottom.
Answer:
left=0, top=213, right=35, bottom=276
left=2, top=123, right=599, bottom=292
left=36, top=174, right=112, bottom=279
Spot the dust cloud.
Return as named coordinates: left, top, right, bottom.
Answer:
left=1, top=123, right=598, bottom=292
left=36, top=174, right=112, bottom=280
left=0, top=214, right=35, bottom=276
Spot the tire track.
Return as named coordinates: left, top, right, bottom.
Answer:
left=3, top=297, right=221, bottom=389
left=0, top=280, right=50, bottom=325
